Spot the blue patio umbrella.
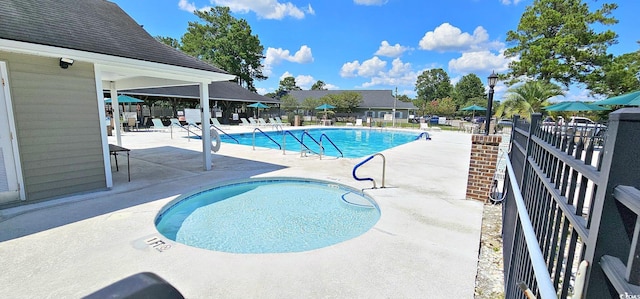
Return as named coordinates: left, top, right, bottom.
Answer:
left=459, top=104, right=487, bottom=120
left=315, top=103, right=336, bottom=119
left=105, top=95, right=143, bottom=104
left=542, top=101, right=608, bottom=112
left=247, top=102, right=269, bottom=118
left=594, top=90, right=640, bottom=106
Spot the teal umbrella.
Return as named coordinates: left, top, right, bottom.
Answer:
left=104, top=95, right=143, bottom=104
left=247, top=102, right=269, bottom=118
left=315, top=103, right=336, bottom=110
left=594, top=90, right=640, bottom=106
left=459, top=104, right=486, bottom=121
left=247, top=102, right=269, bottom=108
left=543, top=101, right=608, bottom=112
left=315, top=103, right=336, bottom=119
left=459, top=104, right=487, bottom=111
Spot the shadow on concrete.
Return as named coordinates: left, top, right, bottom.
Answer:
left=0, top=146, right=287, bottom=242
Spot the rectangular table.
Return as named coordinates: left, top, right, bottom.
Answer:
left=109, top=144, right=130, bottom=182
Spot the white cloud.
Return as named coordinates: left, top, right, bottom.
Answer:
left=419, top=23, right=489, bottom=52
left=448, top=50, right=513, bottom=74
left=277, top=72, right=334, bottom=90
left=340, top=61, right=362, bottom=78
left=265, top=45, right=314, bottom=65
left=374, top=41, right=409, bottom=57
left=341, top=56, right=418, bottom=88
left=178, top=0, right=197, bottom=12
left=354, top=0, right=388, bottom=5
left=341, top=57, right=388, bottom=78
left=500, top=0, right=523, bottom=5
left=211, top=0, right=308, bottom=19
left=358, top=57, right=387, bottom=77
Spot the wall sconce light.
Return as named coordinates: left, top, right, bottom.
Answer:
left=59, top=58, right=74, bottom=69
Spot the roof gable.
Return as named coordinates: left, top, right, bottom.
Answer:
left=0, top=0, right=227, bottom=74
left=122, top=81, right=279, bottom=103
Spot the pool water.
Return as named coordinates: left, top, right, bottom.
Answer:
left=155, top=178, right=380, bottom=253
left=220, top=128, right=423, bottom=158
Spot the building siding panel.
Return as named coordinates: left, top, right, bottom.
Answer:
left=2, top=52, right=106, bottom=201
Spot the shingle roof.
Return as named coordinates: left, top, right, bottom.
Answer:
left=286, top=90, right=417, bottom=109
left=122, top=81, right=279, bottom=104
left=0, top=0, right=228, bottom=74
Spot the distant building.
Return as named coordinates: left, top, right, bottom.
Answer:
left=284, top=90, right=418, bottom=121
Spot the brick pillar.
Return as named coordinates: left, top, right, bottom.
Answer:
left=466, top=134, right=502, bottom=202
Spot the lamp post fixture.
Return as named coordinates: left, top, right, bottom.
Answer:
left=485, top=71, right=498, bottom=135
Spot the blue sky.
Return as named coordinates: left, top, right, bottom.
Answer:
left=111, top=0, right=640, bottom=102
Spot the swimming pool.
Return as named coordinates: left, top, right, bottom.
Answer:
left=155, top=178, right=380, bottom=254
left=220, top=128, right=424, bottom=158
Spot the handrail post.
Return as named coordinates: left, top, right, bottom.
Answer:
left=352, top=153, right=386, bottom=189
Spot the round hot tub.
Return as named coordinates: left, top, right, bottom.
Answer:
left=155, top=178, right=380, bottom=253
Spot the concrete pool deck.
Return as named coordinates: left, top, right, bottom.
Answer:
left=0, top=126, right=483, bottom=298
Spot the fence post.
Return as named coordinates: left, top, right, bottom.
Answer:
left=466, top=134, right=502, bottom=202
left=583, top=108, right=640, bottom=298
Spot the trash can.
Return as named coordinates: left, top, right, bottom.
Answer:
left=294, top=115, right=300, bottom=126
left=107, top=125, right=113, bottom=136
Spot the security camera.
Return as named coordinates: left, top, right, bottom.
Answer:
left=59, top=58, right=74, bottom=69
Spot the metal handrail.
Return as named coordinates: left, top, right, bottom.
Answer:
left=301, top=131, right=324, bottom=153
left=211, top=124, right=239, bottom=144
left=416, top=132, right=431, bottom=140
left=352, top=153, right=386, bottom=189
left=319, top=133, right=343, bottom=158
left=504, top=153, right=557, bottom=299
left=252, top=128, right=281, bottom=150
left=281, top=130, right=313, bottom=156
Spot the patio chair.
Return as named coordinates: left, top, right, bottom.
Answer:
left=151, top=118, right=169, bottom=132
left=211, top=118, right=229, bottom=129
left=240, top=118, right=251, bottom=126
left=169, top=118, right=183, bottom=128
left=257, top=118, right=269, bottom=126
left=355, top=119, right=363, bottom=126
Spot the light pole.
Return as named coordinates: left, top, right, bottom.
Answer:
left=485, top=71, right=498, bottom=135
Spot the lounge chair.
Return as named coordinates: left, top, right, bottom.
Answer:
left=151, top=118, right=169, bottom=132
left=211, top=118, right=229, bottom=129
left=257, top=118, right=269, bottom=126
left=169, top=118, right=183, bottom=128
left=248, top=117, right=259, bottom=126
left=240, top=118, right=251, bottom=126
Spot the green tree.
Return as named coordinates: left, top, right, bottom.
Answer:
left=436, top=97, right=457, bottom=116
left=278, top=76, right=301, bottom=92
left=181, top=6, right=266, bottom=92
left=156, top=36, right=181, bottom=49
left=279, top=94, right=299, bottom=113
left=311, top=80, right=327, bottom=90
left=586, top=50, right=640, bottom=96
left=301, top=97, right=321, bottom=112
left=396, top=94, right=412, bottom=103
left=453, top=74, right=485, bottom=107
left=414, top=68, right=452, bottom=114
left=319, top=91, right=363, bottom=113
left=496, top=80, right=565, bottom=120
left=504, top=0, right=618, bottom=88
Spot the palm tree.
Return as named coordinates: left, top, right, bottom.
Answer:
left=496, top=81, right=564, bottom=120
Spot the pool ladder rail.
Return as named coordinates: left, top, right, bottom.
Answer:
left=252, top=128, right=281, bottom=150
left=352, top=153, right=386, bottom=190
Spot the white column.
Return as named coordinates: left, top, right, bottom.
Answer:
left=109, top=82, right=122, bottom=146
left=200, top=82, right=211, bottom=170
